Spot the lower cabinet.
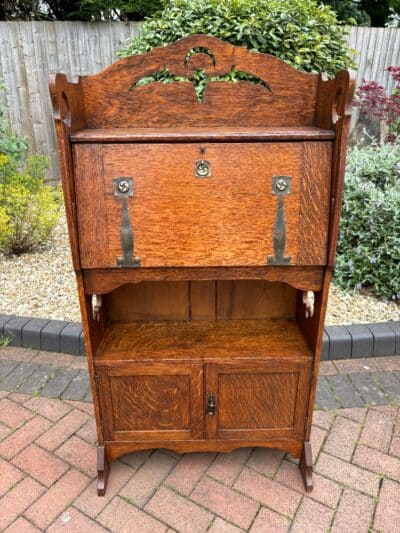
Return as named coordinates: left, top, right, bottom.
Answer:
left=97, top=359, right=311, bottom=443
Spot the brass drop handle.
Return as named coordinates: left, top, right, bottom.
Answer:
left=206, top=393, right=216, bottom=416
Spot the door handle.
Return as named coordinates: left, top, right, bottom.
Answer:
left=206, top=393, right=216, bottom=416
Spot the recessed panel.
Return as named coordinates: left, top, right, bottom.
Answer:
left=110, top=374, right=190, bottom=431
left=218, top=372, right=298, bottom=430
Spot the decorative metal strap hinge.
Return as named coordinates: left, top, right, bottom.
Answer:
left=113, top=177, right=140, bottom=268
left=267, top=176, right=291, bottom=265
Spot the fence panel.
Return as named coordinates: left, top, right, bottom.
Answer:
left=0, top=21, right=140, bottom=180
left=0, top=23, right=399, bottom=181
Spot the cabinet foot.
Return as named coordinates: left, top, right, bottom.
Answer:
left=97, top=445, right=110, bottom=496
left=299, top=440, right=313, bottom=492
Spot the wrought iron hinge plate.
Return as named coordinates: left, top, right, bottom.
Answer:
left=267, top=175, right=291, bottom=265
left=113, top=177, right=140, bottom=268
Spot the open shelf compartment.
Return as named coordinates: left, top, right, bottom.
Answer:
left=93, top=279, right=314, bottom=365
left=95, top=318, right=312, bottom=364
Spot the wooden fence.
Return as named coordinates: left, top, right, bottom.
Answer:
left=0, top=22, right=399, bottom=181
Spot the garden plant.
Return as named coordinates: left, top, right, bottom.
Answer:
left=335, top=142, right=400, bottom=302
left=0, top=81, right=61, bottom=255
left=119, top=0, right=355, bottom=77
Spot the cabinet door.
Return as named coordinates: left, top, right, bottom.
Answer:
left=205, top=360, right=310, bottom=440
left=97, top=363, right=203, bottom=441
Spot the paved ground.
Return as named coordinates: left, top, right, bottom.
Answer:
left=0, top=347, right=399, bottom=532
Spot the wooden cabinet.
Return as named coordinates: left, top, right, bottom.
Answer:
left=50, top=34, right=354, bottom=495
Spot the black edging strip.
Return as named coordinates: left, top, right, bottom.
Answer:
left=0, top=313, right=399, bottom=359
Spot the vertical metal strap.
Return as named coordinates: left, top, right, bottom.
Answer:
left=113, top=177, right=141, bottom=268
left=267, top=175, right=291, bottom=265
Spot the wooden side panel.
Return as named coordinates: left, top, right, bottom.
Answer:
left=81, top=34, right=318, bottom=129
left=216, top=281, right=295, bottom=319
left=297, top=142, right=332, bottom=265
left=206, top=361, right=310, bottom=440
left=49, top=73, right=86, bottom=271
left=97, top=363, right=203, bottom=441
left=297, top=270, right=333, bottom=441
left=73, top=144, right=109, bottom=268
left=106, top=281, right=189, bottom=322
left=315, top=71, right=356, bottom=266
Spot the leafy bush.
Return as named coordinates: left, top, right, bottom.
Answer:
left=0, top=80, right=28, bottom=161
left=119, top=0, right=354, bottom=77
left=335, top=143, right=400, bottom=301
left=0, top=0, right=164, bottom=21
left=320, top=0, right=371, bottom=25
left=354, top=66, right=400, bottom=142
left=0, top=154, right=62, bottom=255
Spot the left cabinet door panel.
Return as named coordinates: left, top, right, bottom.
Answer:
left=97, top=363, right=203, bottom=441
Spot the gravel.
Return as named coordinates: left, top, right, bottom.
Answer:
left=1, top=209, right=399, bottom=325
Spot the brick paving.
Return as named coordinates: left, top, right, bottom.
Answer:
left=0, top=347, right=399, bottom=532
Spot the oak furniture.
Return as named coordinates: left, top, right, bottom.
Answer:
left=50, top=35, right=354, bottom=495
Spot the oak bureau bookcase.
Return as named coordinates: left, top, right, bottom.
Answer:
left=50, top=35, right=354, bottom=495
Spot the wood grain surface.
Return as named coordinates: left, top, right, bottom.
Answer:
left=49, top=73, right=85, bottom=271
left=205, top=360, right=310, bottom=440
left=97, top=363, right=203, bottom=441
left=297, top=142, right=332, bottom=264
left=82, top=266, right=325, bottom=293
left=105, top=280, right=295, bottom=322
left=95, top=318, right=312, bottom=363
left=70, top=126, right=335, bottom=143
left=80, top=35, right=319, bottom=129
left=104, top=438, right=304, bottom=462
left=74, top=141, right=331, bottom=268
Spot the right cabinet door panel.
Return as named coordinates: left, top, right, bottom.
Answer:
left=205, top=360, right=311, bottom=440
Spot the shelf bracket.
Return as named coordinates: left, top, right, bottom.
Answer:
left=91, top=294, right=102, bottom=322
left=302, top=290, right=315, bottom=318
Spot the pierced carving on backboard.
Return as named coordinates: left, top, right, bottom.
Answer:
left=131, top=47, right=271, bottom=102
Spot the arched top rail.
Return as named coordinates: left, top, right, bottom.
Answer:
left=50, top=34, right=354, bottom=131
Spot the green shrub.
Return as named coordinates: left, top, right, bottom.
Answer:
left=335, top=142, right=400, bottom=301
left=0, top=80, right=28, bottom=161
left=0, top=154, right=62, bottom=255
left=119, top=0, right=355, bottom=77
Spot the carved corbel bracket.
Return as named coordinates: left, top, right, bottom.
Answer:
left=302, top=291, right=315, bottom=319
